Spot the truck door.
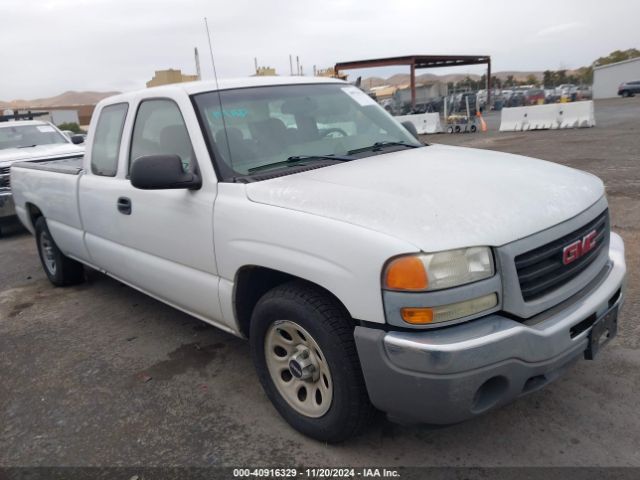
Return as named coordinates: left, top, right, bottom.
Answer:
left=79, top=97, right=223, bottom=325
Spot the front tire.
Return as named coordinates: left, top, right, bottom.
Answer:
left=35, top=217, right=84, bottom=286
left=250, top=281, right=374, bottom=443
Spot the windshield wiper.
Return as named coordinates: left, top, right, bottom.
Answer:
left=347, top=141, right=420, bottom=155
left=247, top=154, right=353, bottom=173
left=17, top=145, right=37, bottom=148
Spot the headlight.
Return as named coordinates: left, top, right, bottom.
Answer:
left=384, top=247, right=494, bottom=292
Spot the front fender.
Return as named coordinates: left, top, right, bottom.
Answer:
left=214, top=184, right=419, bottom=325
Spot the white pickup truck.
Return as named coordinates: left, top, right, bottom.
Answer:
left=0, top=120, right=84, bottom=233
left=11, top=77, right=626, bottom=442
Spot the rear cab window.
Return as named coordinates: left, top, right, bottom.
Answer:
left=91, top=103, right=128, bottom=176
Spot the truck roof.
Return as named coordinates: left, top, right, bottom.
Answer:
left=0, top=120, right=50, bottom=128
left=101, top=76, right=346, bottom=105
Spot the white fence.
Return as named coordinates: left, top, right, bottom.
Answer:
left=499, top=101, right=595, bottom=132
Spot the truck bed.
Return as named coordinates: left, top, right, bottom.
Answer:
left=12, top=155, right=84, bottom=175
left=11, top=156, right=85, bottom=255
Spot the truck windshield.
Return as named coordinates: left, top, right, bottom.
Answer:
left=192, top=83, right=423, bottom=180
left=0, top=124, right=69, bottom=150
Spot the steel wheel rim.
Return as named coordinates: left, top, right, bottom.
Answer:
left=39, top=231, right=56, bottom=275
left=265, top=320, right=333, bottom=418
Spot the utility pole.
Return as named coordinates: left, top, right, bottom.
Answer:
left=486, top=58, right=492, bottom=108
left=296, top=56, right=300, bottom=76
left=289, top=54, right=293, bottom=75
left=194, top=47, right=201, bottom=80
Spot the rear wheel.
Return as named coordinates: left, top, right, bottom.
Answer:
left=35, top=217, right=84, bottom=286
left=621, top=90, right=631, bottom=98
left=250, top=281, right=374, bottom=443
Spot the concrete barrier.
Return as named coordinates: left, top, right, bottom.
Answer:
left=557, top=101, right=595, bottom=129
left=395, top=112, right=443, bottom=134
left=499, top=101, right=595, bottom=132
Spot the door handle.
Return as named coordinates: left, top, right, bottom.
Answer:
left=117, top=196, right=132, bottom=215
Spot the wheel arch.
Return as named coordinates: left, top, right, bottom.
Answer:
left=24, top=202, right=44, bottom=232
left=233, top=265, right=354, bottom=338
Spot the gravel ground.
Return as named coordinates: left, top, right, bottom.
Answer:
left=1, top=97, right=639, bottom=468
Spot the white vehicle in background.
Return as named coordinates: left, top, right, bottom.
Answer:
left=557, top=84, right=578, bottom=101
left=476, top=89, right=487, bottom=108
left=577, top=85, right=593, bottom=100
left=544, top=88, right=558, bottom=103
left=0, top=120, right=84, bottom=234
left=10, top=77, right=626, bottom=442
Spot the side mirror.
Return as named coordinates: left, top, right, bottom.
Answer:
left=130, top=154, right=201, bottom=190
left=401, top=121, right=420, bottom=140
left=70, top=134, right=85, bottom=144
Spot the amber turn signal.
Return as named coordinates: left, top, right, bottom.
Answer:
left=384, top=256, right=429, bottom=291
left=401, top=307, right=434, bottom=324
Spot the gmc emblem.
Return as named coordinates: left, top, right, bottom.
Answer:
left=562, top=230, right=597, bottom=265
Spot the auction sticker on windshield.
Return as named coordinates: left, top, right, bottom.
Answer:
left=341, top=86, right=377, bottom=107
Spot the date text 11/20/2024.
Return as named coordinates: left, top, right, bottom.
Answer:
left=232, top=468, right=401, bottom=478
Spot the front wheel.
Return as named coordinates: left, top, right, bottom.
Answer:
left=35, top=217, right=84, bottom=286
left=250, top=281, right=374, bottom=443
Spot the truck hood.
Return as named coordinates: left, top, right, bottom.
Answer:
left=245, top=144, right=605, bottom=251
left=0, top=143, right=84, bottom=165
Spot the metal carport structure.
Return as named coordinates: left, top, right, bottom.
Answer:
left=334, top=54, right=492, bottom=108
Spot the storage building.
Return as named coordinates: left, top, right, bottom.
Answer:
left=593, top=57, right=640, bottom=99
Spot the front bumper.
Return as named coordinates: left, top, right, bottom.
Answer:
left=354, top=232, right=626, bottom=424
left=0, top=193, right=16, bottom=219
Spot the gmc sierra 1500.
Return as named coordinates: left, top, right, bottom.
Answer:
left=11, top=76, right=626, bottom=442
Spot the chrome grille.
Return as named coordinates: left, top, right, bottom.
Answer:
left=0, top=166, right=10, bottom=191
left=515, top=209, right=609, bottom=302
